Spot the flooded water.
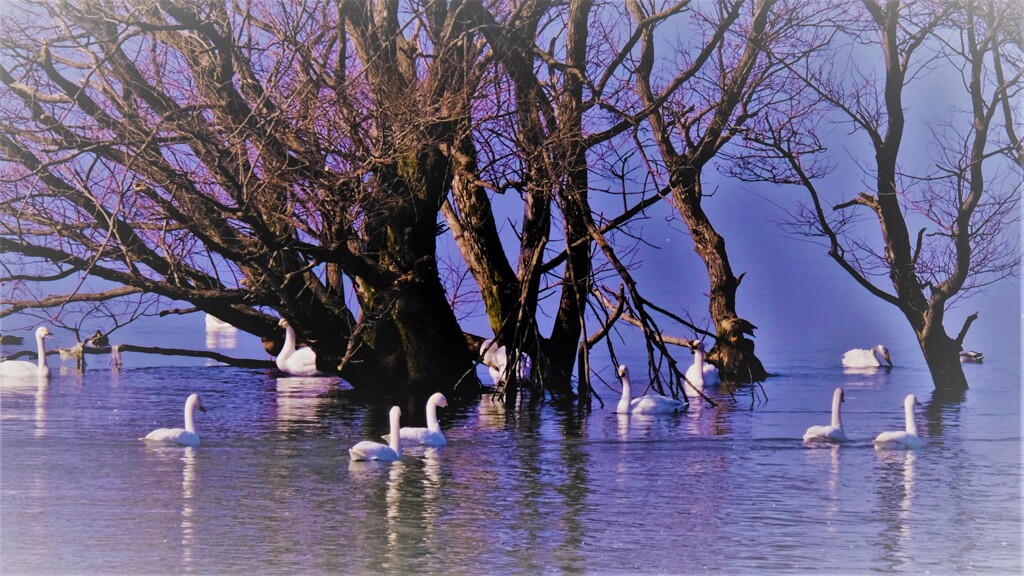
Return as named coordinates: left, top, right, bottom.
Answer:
left=1, top=327, right=1020, bottom=575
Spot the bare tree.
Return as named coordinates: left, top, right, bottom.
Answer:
left=743, top=0, right=1021, bottom=392
left=0, top=0, right=488, bottom=397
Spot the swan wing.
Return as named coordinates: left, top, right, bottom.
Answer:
left=873, top=430, right=921, bottom=449
left=141, top=428, right=200, bottom=447
left=842, top=349, right=879, bottom=368
left=803, top=425, right=848, bottom=443
left=392, top=427, right=447, bottom=447
left=281, top=347, right=323, bottom=376
left=0, top=361, right=45, bottom=382
left=631, top=395, right=685, bottom=414
left=349, top=440, right=400, bottom=461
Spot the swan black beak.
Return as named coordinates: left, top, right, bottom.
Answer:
left=198, top=405, right=207, bottom=413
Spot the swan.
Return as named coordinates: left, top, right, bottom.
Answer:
left=873, top=394, right=923, bottom=450
left=141, top=393, right=206, bottom=447
left=275, top=319, right=324, bottom=376
left=685, top=340, right=720, bottom=389
left=204, top=314, right=236, bottom=331
left=803, top=387, right=849, bottom=443
left=479, top=338, right=532, bottom=386
left=841, top=345, right=892, bottom=368
left=959, top=350, right=984, bottom=363
left=616, top=364, right=686, bottom=414
left=384, top=392, right=448, bottom=447
left=350, top=406, right=402, bottom=461
left=0, top=327, right=53, bottom=380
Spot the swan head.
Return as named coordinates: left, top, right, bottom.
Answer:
left=617, top=364, right=629, bottom=379
left=874, top=345, right=892, bottom=366
left=187, top=393, right=207, bottom=413
left=687, top=340, right=708, bottom=354
left=430, top=392, right=448, bottom=408
left=905, top=394, right=921, bottom=410
left=835, top=387, right=845, bottom=403
left=36, top=327, right=52, bottom=340
left=277, top=318, right=290, bottom=329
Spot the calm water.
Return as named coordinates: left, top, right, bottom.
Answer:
left=1, top=328, right=1020, bottom=576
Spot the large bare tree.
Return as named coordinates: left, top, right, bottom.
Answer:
left=744, top=0, right=1021, bottom=393
left=0, top=0, right=488, bottom=397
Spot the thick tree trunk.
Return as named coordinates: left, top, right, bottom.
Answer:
left=919, top=330, right=969, bottom=394
left=672, top=170, right=767, bottom=382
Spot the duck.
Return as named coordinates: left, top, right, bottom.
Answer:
left=275, top=319, right=324, bottom=376
left=0, top=334, right=24, bottom=346
left=685, top=340, right=720, bottom=389
left=873, top=394, right=923, bottom=450
left=350, top=406, right=402, bottom=461
left=803, top=388, right=849, bottom=443
left=841, top=345, right=892, bottom=368
left=140, top=393, right=206, bottom=447
left=0, top=327, right=53, bottom=380
left=84, top=330, right=109, bottom=348
left=959, top=349, right=984, bottom=363
left=616, top=364, right=687, bottom=415
left=384, top=392, right=448, bottom=447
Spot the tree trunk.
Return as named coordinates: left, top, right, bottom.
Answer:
left=672, top=170, right=767, bottom=382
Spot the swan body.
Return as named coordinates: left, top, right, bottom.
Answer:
left=685, top=340, right=720, bottom=389
left=959, top=350, right=984, bottom=363
left=873, top=394, right=923, bottom=450
left=350, top=406, right=402, bottom=461
left=385, top=392, right=448, bottom=447
left=0, top=327, right=52, bottom=381
left=275, top=319, right=324, bottom=376
left=616, top=365, right=686, bottom=415
left=479, top=339, right=532, bottom=386
left=205, top=314, right=236, bottom=331
left=141, top=393, right=206, bottom=447
left=803, top=387, right=849, bottom=443
left=842, top=345, right=892, bottom=368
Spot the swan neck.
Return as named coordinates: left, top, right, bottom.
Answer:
left=36, top=332, right=48, bottom=370
left=618, top=373, right=631, bottom=412
left=389, top=410, right=401, bottom=455
left=281, top=324, right=297, bottom=357
left=904, top=401, right=918, bottom=436
left=426, top=400, right=441, bottom=432
left=831, top=392, right=843, bottom=428
left=184, top=398, right=196, bottom=433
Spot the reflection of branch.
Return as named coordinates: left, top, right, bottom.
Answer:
left=2, top=345, right=273, bottom=369
left=1, top=286, right=143, bottom=318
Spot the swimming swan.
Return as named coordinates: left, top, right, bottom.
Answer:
left=873, top=394, right=923, bottom=450
left=141, top=393, right=206, bottom=447
left=384, top=392, right=447, bottom=447
left=803, top=387, right=849, bottom=443
left=479, top=339, right=532, bottom=386
left=841, top=345, right=892, bottom=368
left=685, top=340, right=720, bottom=389
left=350, top=406, right=402, bottom=461
left=276, top=319, right=324, bottom=376
left=0, top=327, right=53, bottom=380
left=616, top=365, right=687, bottom=415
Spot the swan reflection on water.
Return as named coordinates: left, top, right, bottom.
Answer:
left=181, top=447, right=197, bottom=574
left=875, top=449, right=917, bottom=568
left=204, top=315, right=238, bottom=351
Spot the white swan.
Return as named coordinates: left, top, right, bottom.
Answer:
left=141, top=393, right=206, bottom=447
left=616, top=364, right=686, bottom=414
left=685, top=340, right=720, bottom=389
left=841, top=345, right=892, bottom=368
left=873, top=394, right=923, bottom=450
left=0, top=327, right=53, bottom=381
left=479, top=338, right=532, bottom=386
left=204, top=314, right=236, bottom=331
left=275, top=319, right=324, bottom=376
left=803, top=387, right=849, bottom=443
left=384, top=392, right=448, bottom=447
left=350, top=406, right=402, bottom=461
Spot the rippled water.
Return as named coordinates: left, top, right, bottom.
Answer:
left=1, top=337, right=1021, bottom=574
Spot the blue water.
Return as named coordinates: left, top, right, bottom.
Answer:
left=1, top=320, right=1020, bottom=575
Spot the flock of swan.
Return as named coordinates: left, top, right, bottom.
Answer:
left=3, top=324, right=976, bottom=454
